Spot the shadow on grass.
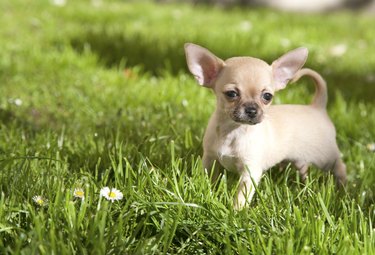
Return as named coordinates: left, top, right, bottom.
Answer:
left=0, top=106, right=202, bottom=179
left=70, top=30, right=186, bottom=76
left=70, top=30, right=375, bottom=102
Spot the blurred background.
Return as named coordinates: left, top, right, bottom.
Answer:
left=65, top=0, right=375, bottom=101
left=156, top=0, right=375, bottom=13
left=1, top=0, right=374, bottom=139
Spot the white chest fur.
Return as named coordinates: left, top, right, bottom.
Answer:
left=215, top=124, right=265, bottom=174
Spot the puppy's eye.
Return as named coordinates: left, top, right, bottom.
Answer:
left=262, top=92, right=273, bottom=102
left=224, top=90, right=239, bottom=99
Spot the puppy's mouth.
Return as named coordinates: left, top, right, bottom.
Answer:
left=232, top=116, right=263, bottom=125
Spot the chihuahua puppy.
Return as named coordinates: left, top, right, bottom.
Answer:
left=184, top=43, right=346, bottom=209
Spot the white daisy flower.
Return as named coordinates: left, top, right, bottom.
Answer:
left=100, top=187, right=123, bottom=202
left=329, top=43, right=347, bottom=57
left=52, top=0, right=66, bottom=7
left=32, top=195, right=48, bottom=207
left=73, top=188, right=85, bottom=200
left=14, top=98, right=23, bottom=106
left=367, top=143, right=375, bottom=152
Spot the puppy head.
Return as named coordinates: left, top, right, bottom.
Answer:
left=184, top=43, right=308, bottom=125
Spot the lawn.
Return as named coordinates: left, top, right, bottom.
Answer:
left=0, top=0, right=374, bottom=254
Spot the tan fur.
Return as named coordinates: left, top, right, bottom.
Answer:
left=292, top=68, right=328, bottom=108
left=184, top=43, right=346, bottom=210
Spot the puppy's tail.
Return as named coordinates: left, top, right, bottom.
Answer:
left=291, top=68, right=328, bottom=109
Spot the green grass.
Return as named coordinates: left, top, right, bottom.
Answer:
left=0, top=0, right=374, bottom=254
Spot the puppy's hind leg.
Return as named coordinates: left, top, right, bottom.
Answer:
left=333, top=158, right=347, bottom=186
left=295, top=161, right=309, bottom=182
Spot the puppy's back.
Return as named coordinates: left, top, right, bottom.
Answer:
left=267, top=104, right=340, bottom=170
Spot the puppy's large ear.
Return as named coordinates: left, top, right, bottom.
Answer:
left=271, top=47, right=308, bottom=91
left=184, top=43, right=224, bottom=88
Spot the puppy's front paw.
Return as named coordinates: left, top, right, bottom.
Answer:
left=233, top=178, right=256, bottom=210
left=233, top=195, right=247, bottom=210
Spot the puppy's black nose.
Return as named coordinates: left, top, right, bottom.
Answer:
left=245, top=107, right=257, bottom=118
